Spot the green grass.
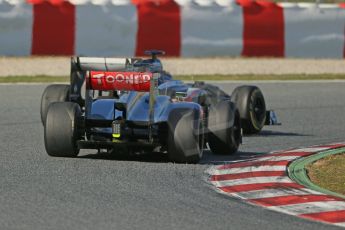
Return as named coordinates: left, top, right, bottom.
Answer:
left=175, top=74, right=345, bottom=81
left=307, top=153, right=345, bottom=196
left=1, top=74, right=345, bottom=83
left=0, top=75, right=69, bottom=83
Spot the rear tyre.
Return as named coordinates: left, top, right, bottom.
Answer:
left=193, top=81, right=229, bottom=106
left=41, top=84, right=70, bottom=126
left=44, top=102, right=81, bottom=157
left=208, top=101, right=241, bottom=155
left=167, top=109, right=203, bottom=163
left=231, top=86, right=266, bottom=134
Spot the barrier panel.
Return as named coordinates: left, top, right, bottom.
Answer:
left=0, top=0, right=345, bottom=58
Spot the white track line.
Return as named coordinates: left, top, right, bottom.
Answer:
left=209, top=165, right=287, bottom=175
left=231, top=188, right=322, bottom=200
left=284, top=147, right=329, bottom=153
left=250, top=155, right=302, bottom=162
left=270, top=201, right=345, bottom=215
left=335, top=223, right=345, bottom=227
left=211, top=176, right=292, bottom=187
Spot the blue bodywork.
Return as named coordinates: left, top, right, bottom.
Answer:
left=69, top=50, right=232, bottom=149
left=87, top=79, right=203, bottom=137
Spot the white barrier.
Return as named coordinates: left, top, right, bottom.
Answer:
left=285, top=6, right=345, bottom=58
left=181, top=5, right=243, bottom=57
left=0, top=3, right=32, bottom=55
left=76, top=5, right=137, bottom=56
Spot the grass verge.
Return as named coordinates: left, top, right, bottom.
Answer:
left=175, top=74, right=345, bottom=81
left=1, top=74, right=345, bottom=83
left=0, top=75, right=69, bottom=83
left=307, top=153, right=345, bottom=196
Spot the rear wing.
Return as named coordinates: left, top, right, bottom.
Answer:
left=70, top=56, right=159, bottom=139
left=76, top=57, right=128, bottom=72
left=70, top=56, right=156, bottom=97
left=89, top=71, right=152, bottom=91
left=70, top=57, right=128, bottom=100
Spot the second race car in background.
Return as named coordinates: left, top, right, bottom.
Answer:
left=40, top=50, right=279, bottom=163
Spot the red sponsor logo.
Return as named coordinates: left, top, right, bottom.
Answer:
left=89, top=71, right=152, bottom=91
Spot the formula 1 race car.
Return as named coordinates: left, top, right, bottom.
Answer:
left=40, top=50, right=278, bottom=163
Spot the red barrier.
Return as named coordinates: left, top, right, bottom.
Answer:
left=134, top=0, right=181, bottom=57
left=239, top=0, right=285, bottom=57
left=31, top=2, right=75, bottom=55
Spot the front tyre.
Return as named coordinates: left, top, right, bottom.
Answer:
left=44, top=102, right=81, bottom=157
left=167, top=109, right=203, bottom=163
left=231, top=86, right=266, bottom=134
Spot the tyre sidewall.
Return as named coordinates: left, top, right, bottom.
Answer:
left=231, top=86, right=266, bottom=134
left=44, top=102, right=81, bottom=157
left=167, top=108, right=203, bottom=163
left=41, top=84, right=70, bottom=125
left=208, top=101, right=240, bottom=155
left=248, top=88, right=266, bottom=132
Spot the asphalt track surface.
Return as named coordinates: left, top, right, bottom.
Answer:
left=1, top=82, right=345, bottom=230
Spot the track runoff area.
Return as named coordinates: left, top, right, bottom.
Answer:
left=28, top=76, right=345, bottom=227
left=2, top=56, right=345, bottom=228
left=1, top=78, right=345, bottom=230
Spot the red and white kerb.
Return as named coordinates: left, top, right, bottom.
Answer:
left=207, top=143, right=345, bottom=227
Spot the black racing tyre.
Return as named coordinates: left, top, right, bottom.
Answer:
left=208, top=101, right=241, bottom=155
left=193, top=82, right=229, bottom=106
left=44, top=102, right=81, bottom=157
left=231, top=86, right=266, bottom=134
left=167, top=108, right=203, bottom=163
left=40, top=84, right=70, bottom=126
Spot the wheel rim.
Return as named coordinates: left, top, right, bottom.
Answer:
left=231, top=114, right=241, bottom=148
left=253, top=97, right=265, bottom=123
left=197, top=120, right=204, bottom=158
